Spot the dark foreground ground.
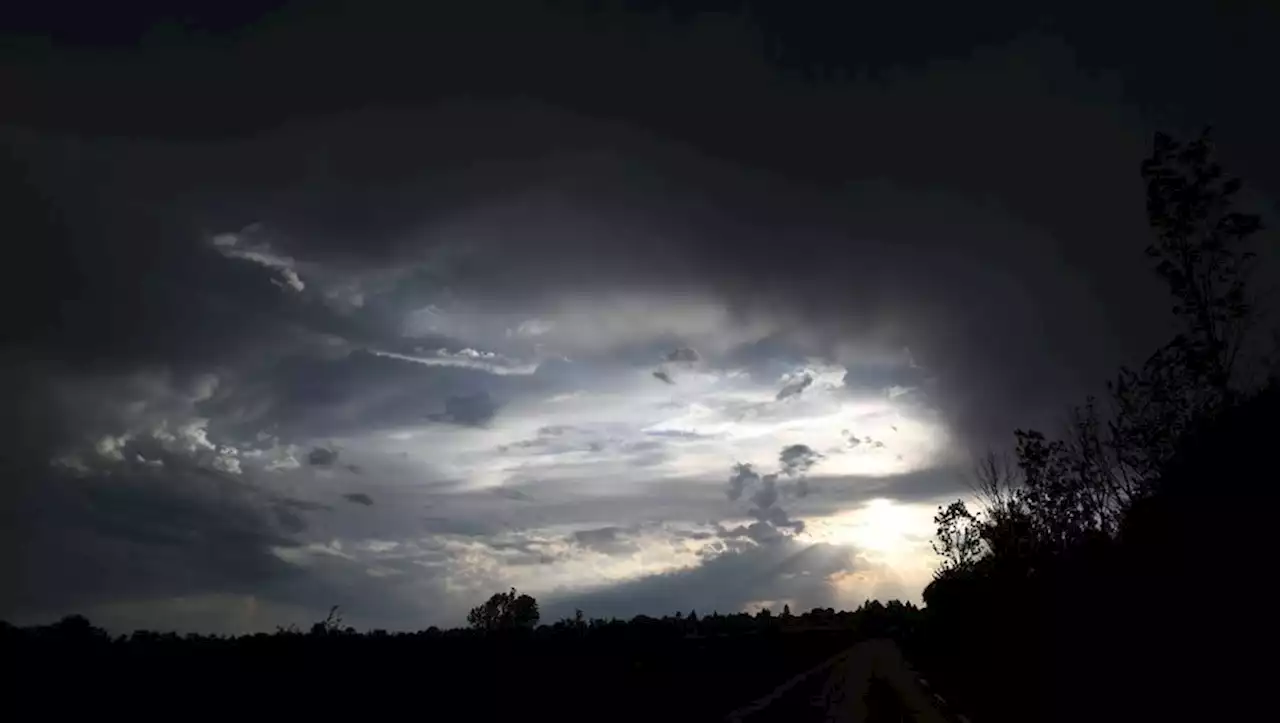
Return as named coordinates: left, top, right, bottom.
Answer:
left=9, top=624, right=878, bottom=720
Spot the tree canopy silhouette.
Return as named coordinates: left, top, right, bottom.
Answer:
left=924, top=127, right=1272, bottom=723
left=466, top=587, right=541, bottom=631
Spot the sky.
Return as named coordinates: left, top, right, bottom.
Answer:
left=2, top=0, right=1277, bottom=633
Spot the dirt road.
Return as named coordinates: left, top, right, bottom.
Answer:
left=724, top=639, right=961, bottom=722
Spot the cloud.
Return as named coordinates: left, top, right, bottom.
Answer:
left=665, top=347, right=701, bottom=364
left=776, top=372, right=814, bottom=401
left=439, top=392, right=499, bottom=427
left=727, top=462, right=758, bottom=501
left=779, top=444, right=823, bottom=477
left=307, top=447, right=338, bottom=466
left=210, top=454, right=242, bottom=475
left=511, top=318, right=554, bottom=338
left=275, top=269, right=305, bottom=293
left=342, top=493, right=374, bottom=506
left=368, top=348, right=539, bottom=376
left=570, top=526, right=641, bottom=555
left=272, top=498, right=332, bottom=534
left=212, top=228, right=305, bottom=292
left=723, top=457, right=807, bottom=543
left=40, top=371, right=251, bottom=479
left=650, top=346, right=705, bottom=386
left=491, top=487, right=532, bottom=501
left=751, top=473, right=780, bottom=510
left=1, top=456, right=315, bottom=626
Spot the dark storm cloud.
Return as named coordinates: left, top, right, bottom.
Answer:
left=840, top=354, right=932, bottom=396
left=342, top=493, right=375, bottom=506
left=0, top=132, right=387, bottom=382
left=0, top=461, right=308, bottom=621
left=308, top=447, right=338, bottom=466
left=216, top=350, right=514, bottom=443
left=3, top=0, right=1276, bottom=633
left=571, top=526, right=641, bottom=555
left=272, top=498, right=332, bottom=535
left=0, top=47, right=1226, bottom=450
left=438, top=392, right=499, bottom=427
left=665, top=347, right=701, bottom=364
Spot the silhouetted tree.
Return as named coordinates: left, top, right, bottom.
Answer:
left=466, top=588, right=540, bottom=631
left=1142, top=129, right=1262, bottom=391
left=933, top=129, right=1267, bottom=577
left=931, top=499, right=983, bottom=574
left=923, top=128, right=1271, bottom=723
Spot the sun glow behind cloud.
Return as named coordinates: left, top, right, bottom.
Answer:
left=809, top=499, right=934, bottom=561
left=337, top=355, right=955, bottom=496
left=805, top=499, right=940, bottom=604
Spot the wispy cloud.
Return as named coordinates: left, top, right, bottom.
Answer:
left=368, top=348, right=539, bottom=375
left=211, top=228, right=305, bottom=292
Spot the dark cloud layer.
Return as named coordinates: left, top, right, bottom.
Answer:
left=1, top=463, right=302, bottom=618
left=571, top=526, right=640, bottom=556
left=342, top=493, right=375, bottom=507
left=308, top=447, right=338, bottom=466
left=440, top=393, right=499, bottom=427
left=6, top=30, right=1273, bottom=446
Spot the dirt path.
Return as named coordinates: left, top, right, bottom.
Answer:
left=725, top=639, right=960, bottom=722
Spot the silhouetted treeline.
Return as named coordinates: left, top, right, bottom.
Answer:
left=4, top=600, right=924, bottom=719
left=917, top=129, right=1277, bottom=723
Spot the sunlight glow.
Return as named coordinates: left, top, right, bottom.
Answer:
left=809, top=499, right=934, bottom=565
